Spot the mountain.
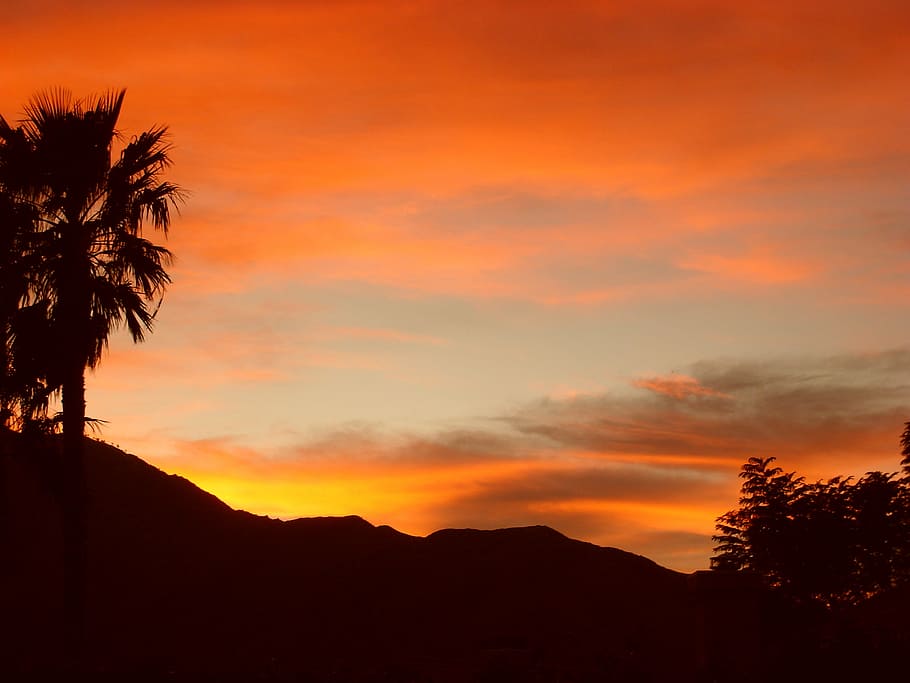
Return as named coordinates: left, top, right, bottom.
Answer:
left=1, top=435, right=696, bottom=681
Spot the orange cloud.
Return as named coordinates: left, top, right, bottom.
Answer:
left=634, top=375, right=731, bottom=400
left=311, top=327, right=447, bottom=346
left=514, top=351, right=910, bottom=477
left=7, top=2, right=909, bottom=196
left=6, top=0, right=905, bottom=307
left=679, top=249, right=820, bottom=285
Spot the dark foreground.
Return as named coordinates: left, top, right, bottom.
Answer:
left=2, top=436, right=907, bottom=682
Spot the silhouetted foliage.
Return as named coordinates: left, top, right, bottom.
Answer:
left=0, top=88, right=181, bottom=436
left=712, top=457, right=802, bottom=578
left=0, top=88, right=182, bottom=667
left=0, top=178, right=49, bottom=429
left=712, top=429, right=910, bottom=606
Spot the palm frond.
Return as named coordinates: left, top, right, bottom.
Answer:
left=20, top=87, right=74, bottom=138
left=103, top=232, right=173, bottom=298
left=83, top=89, right=126, bottom=142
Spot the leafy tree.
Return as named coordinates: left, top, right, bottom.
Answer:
left=711, top=457, right=804, bottom=583
left=0, top=88, right=182, bottom=663
left=787, top=475, right=858, bottom=603
left=712, top=431, right=910, bottom=607
left=848, top=470, right=905, bottom=596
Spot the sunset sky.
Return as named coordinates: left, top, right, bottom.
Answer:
left=4, top=0, right=910, bottom=570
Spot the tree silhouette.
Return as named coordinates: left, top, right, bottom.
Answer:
left=711, top=457, right=804, bottom=581
left=0, top=88, right=182, bottom=665
left=713, top=431, right=910, bottom=606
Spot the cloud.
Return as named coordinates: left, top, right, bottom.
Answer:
left=310, top=327, right=447, bottom=346
left=679, top=249, right=820, bottom=285
left=134, top=349, right=910, bottom=572
left=509, top=349, right=910, bottom=472
left=633, top=374, right=731, bottom=400
left=160, top=181, right=904, bottom=308
left=4, top=0, right=909, bottom=308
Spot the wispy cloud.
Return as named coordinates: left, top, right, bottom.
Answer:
left=510, top=350, right=910, bottom=471
left=6, top=0, right=908, bottom=308
left=633, top=374, right=731, bottom=400
left=136, top=350, right=910, bottom=572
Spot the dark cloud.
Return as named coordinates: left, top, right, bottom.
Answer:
left=506, top=349, right=910, bottom=467
left=287, top=424, right=525, bottom=469
left=441, top=465, right=727, bottom=508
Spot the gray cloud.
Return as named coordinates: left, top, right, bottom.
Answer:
left=443, top=465, right=727, bottom=508
left=506, top=349, right=910, bottom=466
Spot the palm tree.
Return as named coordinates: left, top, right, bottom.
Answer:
left=0, top=88, right=182, bottom=664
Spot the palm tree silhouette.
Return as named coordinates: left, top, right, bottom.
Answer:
left=0, top=88, right=182, bottom=665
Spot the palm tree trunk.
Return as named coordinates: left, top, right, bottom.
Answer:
left=59, top=228, right=91, bottom=671
left=60, top=365, right=86, bottom=670
left=1, top=315, right=12, bottom=423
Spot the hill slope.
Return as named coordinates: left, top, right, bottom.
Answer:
left=1, top=436, right=694, bottom=680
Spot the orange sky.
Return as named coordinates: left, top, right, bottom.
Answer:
left=3, top=0, right=910, bottom=570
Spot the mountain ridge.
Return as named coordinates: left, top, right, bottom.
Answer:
left=1, top=433, right=694, bottom=680
left=93, top=437, right=675, bottom=568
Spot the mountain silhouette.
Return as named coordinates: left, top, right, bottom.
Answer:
left=8, top=435, right=909, bottom=681
left=2, top=435, right=696, bottom=680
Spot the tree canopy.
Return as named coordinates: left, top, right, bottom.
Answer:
left=712, top=425, right=910, bottom=606
left=0, top=88, right=181, bottom=434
